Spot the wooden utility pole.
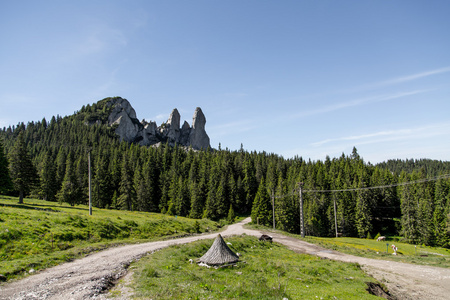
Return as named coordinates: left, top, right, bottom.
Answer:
left=88, top=149, right=92, bottom=216
left=272, top=190, right=275, bottom=230
left=333, top=197, right=338, bottom=238
left=298, top=182, right=305, bottom=238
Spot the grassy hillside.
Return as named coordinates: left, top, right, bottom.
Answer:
left=125, top=235, right=383, bottom=299
left=0, top=196, right=219, bottom=281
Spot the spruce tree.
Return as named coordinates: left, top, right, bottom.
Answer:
left=93, top=153, right=111, bottom=208
left=227, top=204, right=235, bottom=223
left=145, top=154, right=159, bottom=212
left=433, top=177, right=449, bottom=247
left=242, top=157, right=257, bottom=212
left=414, top=169, right=435, bottom=245
left=55, top=147, right=66, bottom=189
left=117, top=155, right=135, bottom=210
left=0, top=138, right=12, bottom=194
left=133, top=163, right=145, bottom=211
left=355, top=179, right=372, bottom=238
left=57, top=153, right=81, bottom=206
left=251, top=177, right=272, bottom=226
left=175, top=178, right=190, bottom=216
left=400, top=172, right=418, bottom=243
left=189, top=181, right=203, bottom=219
left=39, top=151, right=58, bottom=201
left=8, top=132, right=37, bottom=203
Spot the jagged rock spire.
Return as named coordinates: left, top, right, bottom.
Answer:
left=167, top=108, right=180, bottom=129
left=189, top=107, right=210, bottom=150
left=105, top=98, right=210, bottom=150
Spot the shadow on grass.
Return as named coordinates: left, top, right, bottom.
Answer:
left=0, top=201, right=90, bottom=213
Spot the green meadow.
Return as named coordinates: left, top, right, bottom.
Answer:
left=303, top=236, right=450, bottom=268
left=7, top=195, right=449, bottom=298
left=125, top=235, right=382, bottom=300
left=0, top=195, right=219, bottom=281
left=248, top=223, right=450, bottom=268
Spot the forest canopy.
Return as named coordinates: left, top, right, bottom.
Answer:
left=1, top=98, right=449, bottom=247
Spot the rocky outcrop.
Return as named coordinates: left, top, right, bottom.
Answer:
left=106, top=98, right=210, bottom=150
left=189, top=107, right=210, bottom=150
left=107, top=98, right=141, bottom=143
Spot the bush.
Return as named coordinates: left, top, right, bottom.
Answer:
left=193, top=221, right=200, bottom=233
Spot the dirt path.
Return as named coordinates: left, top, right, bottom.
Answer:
left=1, top=218, right=449, bottom=299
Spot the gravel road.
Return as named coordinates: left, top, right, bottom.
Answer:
left=1, top=218, right=449, bottom=299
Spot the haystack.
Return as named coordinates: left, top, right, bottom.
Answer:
left=198, top=234, right=239, bottom=266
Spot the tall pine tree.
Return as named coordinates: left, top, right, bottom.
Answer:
left=39, top=151, right=58, bottom=201
left=8, top=131, right=37, bottom=203
left=57, top=153, right=81, bottom=206
left=251, top=177, right=272, bottom=226
left=0, top=138, right=12, bottom=194
left=117, top=154, right=135, bottom=210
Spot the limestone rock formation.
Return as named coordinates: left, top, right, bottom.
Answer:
left=189, top=107, right=210, bottom=150
left=107, top=98, right=140, bottom=143
left=162, top=109, right=181, bottom=142
left=105, top=97, right=210, bottom=150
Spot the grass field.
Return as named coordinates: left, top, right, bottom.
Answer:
left=303, top=235, right=450, bottom=268
left=124, top=235, right=382, bottom=300
left=4, top=195, right=447, bottom=298
left=0, top=195, right=219, bottom=281
left=247, top=224, right=450, bottom=268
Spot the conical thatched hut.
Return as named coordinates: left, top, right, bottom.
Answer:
left=198, top=234, right=239, bottom=266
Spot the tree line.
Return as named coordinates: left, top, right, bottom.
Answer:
left=1, top=98, right=449, bottom=247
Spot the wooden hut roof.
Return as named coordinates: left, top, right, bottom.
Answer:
left=198, top=234, right=239, bottom=266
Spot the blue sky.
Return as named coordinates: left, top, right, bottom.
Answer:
left=1, top=1, right=449, bottom=163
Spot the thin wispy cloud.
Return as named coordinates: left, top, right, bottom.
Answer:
left=341, top=66, right=450, bottom=93
left=312, top=122, right=450, bottom=147
left=385, top=66, right=450, bottom=84
left=290, top=89, right=427, bottom=119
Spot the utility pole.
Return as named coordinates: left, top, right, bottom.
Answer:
left=298, top=182, right=305, bottom=238
left=272, top=190, right=275, bottom=230
left=333, top=196, right=338, bottom=238
left=88, top=148, right=92, bottom=216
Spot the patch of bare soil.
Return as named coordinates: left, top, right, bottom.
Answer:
left=366, top=282, right=396, bottom=299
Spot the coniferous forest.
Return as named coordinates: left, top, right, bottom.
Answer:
left=1, top=98, right=450, bottom=248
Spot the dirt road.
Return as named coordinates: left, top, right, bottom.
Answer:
left=1, top=218, right=449, bottom=299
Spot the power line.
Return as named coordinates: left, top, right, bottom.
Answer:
left=303, top=173, right=450, bottom=193
left=270, top=173, right=450, bottom=238
left=271, top=174, right=450, bottom=198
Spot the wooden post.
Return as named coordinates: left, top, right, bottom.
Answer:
left=88, top=149, right=92, bottom=216
left=298, top=182, right=305, bottom=238
left=272, top=190, right=275, bottom=230
left=334, top=197, right=338, bottom=238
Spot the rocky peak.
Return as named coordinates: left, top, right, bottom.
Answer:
left=103, top=98, right=210, bottom=150
left=190, top=107, right=210, bottom=150
left=192, top=107, right=206, bottom=130
left=107, top=98, right=137, bottom=124
left=106, top=98, right=140, bottom=143
left=167, top=108, right=180, bottom=129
